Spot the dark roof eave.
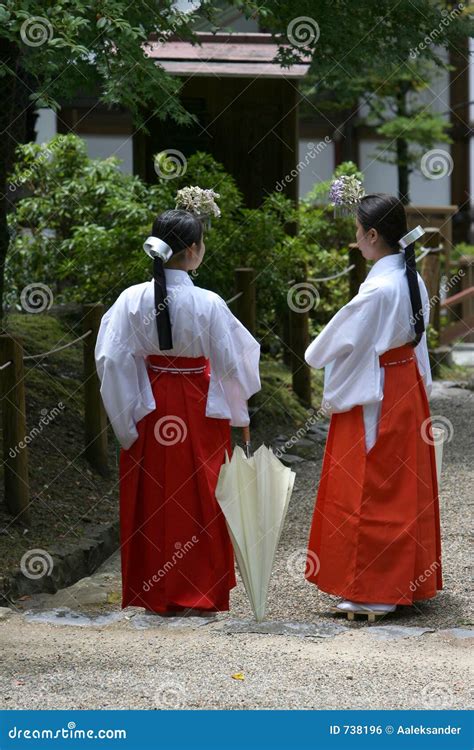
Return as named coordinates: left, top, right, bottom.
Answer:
left=145, top=31, right=310, bottom=80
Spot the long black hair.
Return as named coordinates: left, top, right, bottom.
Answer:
left=356, top=194, right=424, bottom=347
left=149, top=209, right=203, bottom=350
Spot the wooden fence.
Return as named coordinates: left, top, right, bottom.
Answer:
left=2, top=225, right=471, bottom=523
left=0, top=304, right=107, bottom=526
left=440, top=255, right=474, bottom=345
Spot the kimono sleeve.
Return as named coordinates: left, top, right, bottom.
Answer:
left=206, top=296, right=261, bottom=427
left=94, top=292, right=156, bottom=450
left=305, top=286, right=383, bottom=368
left=305, top=287, right=384, bottom=412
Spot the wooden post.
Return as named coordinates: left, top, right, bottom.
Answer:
left=234, top=269, right=257, bottom=414
left=83, top=304, right=108, bottom=476
left=420, top=228, right=442, bottom=335
left=289, top=262, right=312, bottom=408
left=0, top=335, right=31, bottom=526
left=405, top=205, right=458, bottom=274
left=281, top=305, right=292, bottom=368
left=458, top=255, right=474, bottom=343
left=234, top=268, right=256, bottom=336
left=348, top=244, right=367, bottom=299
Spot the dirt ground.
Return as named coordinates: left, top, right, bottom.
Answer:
left=0, top=380, right=472, bottom=710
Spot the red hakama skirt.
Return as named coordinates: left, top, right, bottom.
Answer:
left=119, top=354, right=236, bottom=613
left=306, top=345, right=443, bottom=605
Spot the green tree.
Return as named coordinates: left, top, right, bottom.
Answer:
left=362, top=61, right=452, bottom=203
left=254, top=0, right=473, bottom=201
left=0, top=0, right=241, bottom=322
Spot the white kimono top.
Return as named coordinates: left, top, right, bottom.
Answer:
left=95, top=268, right=261, bottom=449
left=305, top=253, right=432, bottom=450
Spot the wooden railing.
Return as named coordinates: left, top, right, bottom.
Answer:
left=0, top=304, right=107, bottom=526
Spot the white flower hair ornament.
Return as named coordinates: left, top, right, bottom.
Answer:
left=329, top=175, right=366, bottom=217
left=175, top=186, right=221, bottom=229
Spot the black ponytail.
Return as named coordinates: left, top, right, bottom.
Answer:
left=356, top=194, right=424, bottom=347
left=149, top=209, right=203, bottom=350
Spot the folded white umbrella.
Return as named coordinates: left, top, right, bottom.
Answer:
left=431, top=426, right=444, bottom=488
left=215, top=444, right=295, bottom=622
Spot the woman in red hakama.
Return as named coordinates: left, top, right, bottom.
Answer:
left=304, top=193, right=443, bottom=616
left=306, top=344, right=442, bottom=607
left=95, top=206, right=261, bottom=616
left=119, top=354, right=236, bottom=614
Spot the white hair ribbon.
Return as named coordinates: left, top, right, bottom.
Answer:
left=143, top=236, right=173, bottom=262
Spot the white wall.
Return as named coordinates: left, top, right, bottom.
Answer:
left=358, top=47, right=450, bottom=120
left=35, top=108, right=56, bottom=143
left=355, top=45, right=452, bottom=206
left=34, top=109, right=134, bottom=173
left=298, top=46, right=457, bottom=205
left=359, top=140, right=451, bottom=205
left=298, top=138, right=335, bottom=198
left=81, top=134, right=133, bottom=173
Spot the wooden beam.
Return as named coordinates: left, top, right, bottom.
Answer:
left=83, top=305, right=109, bottom=476
left=440, top=314, right=474, bottom=346
left=0, top=335, right=31, bottom=526
left=441, top=286, right=474, bottom=308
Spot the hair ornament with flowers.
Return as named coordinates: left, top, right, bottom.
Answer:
left=175, top=186, right=221, bottom=230
left=329, top=175, right=366, bottom=218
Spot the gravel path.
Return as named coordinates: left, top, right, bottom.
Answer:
left=0, top=381, right=472, bottom=710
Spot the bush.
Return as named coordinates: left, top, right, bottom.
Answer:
left=6, top=135, right=156, bottom=309
left=452, top=242, right=474, bottom=260
left=6, top=135, right=357, bottom=352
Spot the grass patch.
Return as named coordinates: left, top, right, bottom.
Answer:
left=249, top=355, right=325, bottom=444
left=0, top=311, right=118, bottom=594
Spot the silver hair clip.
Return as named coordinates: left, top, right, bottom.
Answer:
left=399, top=225, right=425, bottom=249
left=143, top=236, right=173, bottom=262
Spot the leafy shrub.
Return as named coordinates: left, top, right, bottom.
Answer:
left=6, top=135, right=357, bottom=352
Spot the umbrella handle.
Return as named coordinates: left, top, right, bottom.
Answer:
left=242, top=425, right=251, bottom=458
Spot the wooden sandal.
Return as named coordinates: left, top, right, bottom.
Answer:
left=330, top=606, right=389, bottom=622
